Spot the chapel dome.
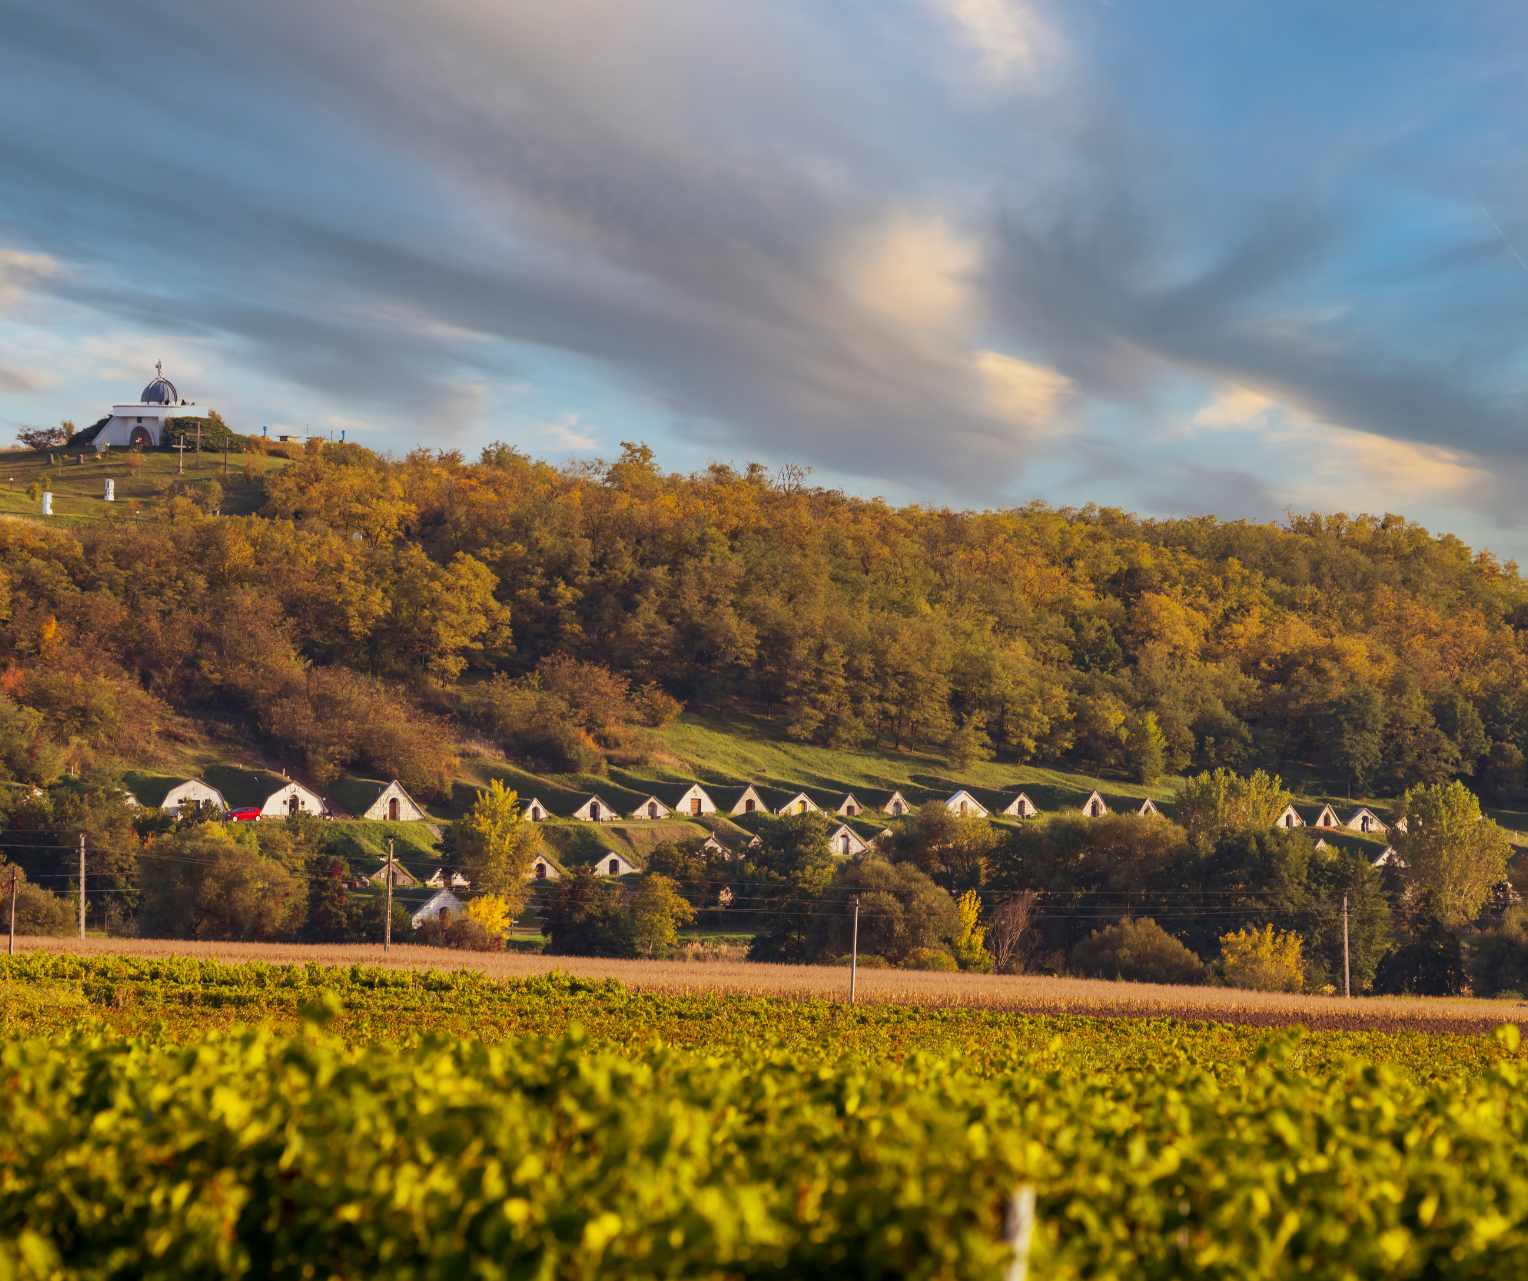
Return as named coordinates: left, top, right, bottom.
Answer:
left=140, top=362, right=179, bottom=405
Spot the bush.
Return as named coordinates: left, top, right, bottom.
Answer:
left=0, top=865, right=73, bottom=934
left=415, top=915, right=502, bottom=951
left=1070, top=917, right=1206, bottom=985
left=902, top=946, right=958, bottom=972
left=829, top=953, right=890, bottom=968
left=1216, top=924, right=1304, bottom=993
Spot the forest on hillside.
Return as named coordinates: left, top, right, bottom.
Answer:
left=2, top=440, right=1527, bottom=801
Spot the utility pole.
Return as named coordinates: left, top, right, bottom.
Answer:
left=175, top=437, right=186, bottom=475
left=195, top=421, right=202, bottom=464
left=77, top=833, right=86, bottom=939
left=849, top=894, right=860, bottom=1005
left=383, top=839, right=396, bottom=952
left=8, top=865, right=17, bottom=956
left=1342, top=893, right=1351, bottom=999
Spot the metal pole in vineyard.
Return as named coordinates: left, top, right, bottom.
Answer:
left=384, top=840, right=396, bottom=953
left=8, top=865, right=17, bottom=956
left=1342, top=894, right=1351, bottom=998
left=77, top=833, right=86, bottom=939
left=849, top=894, right=860, bottom=1005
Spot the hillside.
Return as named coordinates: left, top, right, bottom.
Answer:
left=3, top=440, right=1528, bottom=830
left=0, top=445, right=287, bottom=522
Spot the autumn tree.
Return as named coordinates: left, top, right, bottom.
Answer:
left=452, top=780, right=544, bottom=914
left=1216, top=924, right=1305, bottom=992
left=1392, top=780, right=1512, bottom=926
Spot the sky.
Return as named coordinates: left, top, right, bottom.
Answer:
left=4, top=1, right=1528, bottom=556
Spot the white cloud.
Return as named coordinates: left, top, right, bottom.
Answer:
left=840, top=213, right=979, bottom=332
left=926, top=0, right=1061, bottom=88
left=542, top=412, right=598, bottom=453
left=1189, top=381, right=1486, bottom=505
left=974, top=349, right=1071, bottom=431
left=0, top=249, right=60, bottom=309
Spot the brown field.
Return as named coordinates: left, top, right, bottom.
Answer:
left=17, top=935, right=1527, bottom=1033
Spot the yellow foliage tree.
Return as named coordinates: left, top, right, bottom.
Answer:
left=953, top=889, right=993, bottom=972
left=1217, top=924, right=1304, bottom=993
left=463, top=894, right=512, bottom=938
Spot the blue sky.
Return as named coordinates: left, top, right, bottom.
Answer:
left=4, top=1, right=1528, bottom=555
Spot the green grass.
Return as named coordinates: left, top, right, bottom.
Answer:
left=0, top=446, right=286, bottom=523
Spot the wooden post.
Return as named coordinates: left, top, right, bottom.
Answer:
left=77, top=832, right=86, bottom=938
left=383, top=839, right=395, bottom=952
left=849, top=894, right=860, bottom=1005
left=8, top=865, right=17, bottom=956
left=1003, top=1186, right=1036, bottom=1281
left=1342, top=894, right=1351, bottom=998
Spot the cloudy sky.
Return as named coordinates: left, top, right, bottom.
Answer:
left=4, top=2, right=1528, bottom=553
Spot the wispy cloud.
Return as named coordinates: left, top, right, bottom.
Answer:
left=541, top=413, right=599, bottom=453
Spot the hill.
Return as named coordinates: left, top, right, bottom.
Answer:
left=2, top=440, right=1527, bottom=827
left=0, top=444, right=290, bottom=522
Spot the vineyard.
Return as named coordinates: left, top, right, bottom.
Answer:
left=3, top=957, right=1528, bottom=1277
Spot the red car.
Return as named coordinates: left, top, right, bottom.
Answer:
left=228, top=807, right=263, bottom=822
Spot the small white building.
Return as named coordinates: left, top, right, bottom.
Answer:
left=1136, top=798, right=1162, bottom=818
left=674, top=784, right=717, bottom=817
left=630, top=795, right=673, bottom=820
left=1346, top=807, right=1387, bottom=836
left=65, top=363, right=200, bottom=452
left=522, top=797, right=551, bottom=822
left=882, top=790, right=911, bottom=817
left=945, top=790, right=989, bottom=819
left=728, top=785, right=767, bottom=817
left=1373, top=845, right=1402, bottom=868
left=700, top=834, right=730, bottom=858
left=1081, top=790, right=1108, bottom=818
left=257, top=779, right=327, bottom=819
left=425, top=867, right=470, bottom=889
left=1273, top=804, right=1304, bottom=830
left=527, top=853, right=563, bottom=881
left=1312, top=804, right=1340, bottom=830
left=411, top=888, right=463, bottom=929
left=337, top=779, right=425, bottom=823
left=572, top=795, right=618, bottom=822
left=837, top=793, right=865, bottom=817
left=593, top=851, right=640, bottom=877
left=368, top=859, right=420, bottom=888
left=1000, top=791, right=1038, bottom=819
left=871, top=827, right=895, bottom=846
left=828, top=823, right=869, bottom=857
left=777, top=792, right=820, bottom=816
left=161, top=779, right=228, bottom=815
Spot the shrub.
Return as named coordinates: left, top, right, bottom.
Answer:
left=903, top=946, right=958, bottom=972
left=0, top=865, right=73, bottom=934
left=1216, top=924, right=1304, bottom=993
left=1070, top=917, right=1206, bottom=985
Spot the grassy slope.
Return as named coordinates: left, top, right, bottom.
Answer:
left=0, top=446, right=285, bottom=522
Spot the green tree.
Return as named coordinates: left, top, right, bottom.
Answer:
left=805, top=857, right=960, bottom=966
left=1328, top=686, right=1385, bottom=795
left=1174, top=769, right=1292, bottom=850
left=1126, top=710, right=1168, bottom=785
left=625, top=875, right=696, bottom=958
left=452, top=780, right=544, bottom=914
left=137, top=826, right=305, bottom=941
left=1070, top=917, right=1204, bottom=985
left=883, top=803, right=999, bottom=894
left=1392, top=780, right=1512, bottom=926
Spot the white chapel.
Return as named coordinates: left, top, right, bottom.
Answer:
left=68, top=362, right=196, bottom=452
